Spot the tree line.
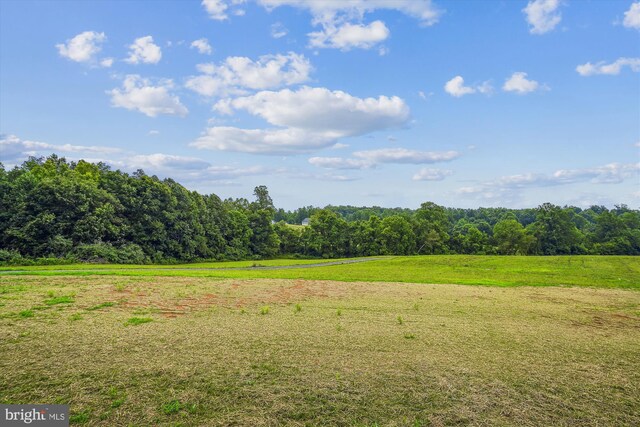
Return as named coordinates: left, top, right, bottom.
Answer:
left=1, top=156, right=638, bottom=264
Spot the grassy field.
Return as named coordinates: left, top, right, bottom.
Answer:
left=1, top=257, right=639, bottom=425
left=2, top=256, right=639, bottom=289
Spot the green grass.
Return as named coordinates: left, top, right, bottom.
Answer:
left=44, top=295, right=75, bottom=305
left=0, top=274, right=638, bottom=426
left=125, top=316, right=153, bottom=326
left=86, top=302, right=116, bottom=311
left=0, top=258, right=339, bottom=271
left=2, top=256, right=638, bottom=289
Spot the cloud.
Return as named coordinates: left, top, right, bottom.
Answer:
left=257, top=0, right=442, bottom=50
left=309, top=148, right=459, bottom=170
left=0, top=134, right=122, bottom=162
left=0, top=134, right=277, bottom=185
left=190, top=38, right=213, bottom=55
left=125, top=36, right=162, bottom=64
left=202, top=0, right=245, bottom=20
left=128, top=153, right=210, bottom=171
left=148, top=130, right=160, bottom=136
left=308, top=156, right=372, bottom=169
left=185, top=52, right=312, bottom=97
left=624, top=2, right=640, bottom=29
left=502, top=72, right=543, bottom=94
left=444, top=76, right=474, bottom=97
left=113, top=155, right=273, bottom=183
left=444, top=76, right=493, bottom=97
left=108, top=75, right=188, bottom=117
left=100, top=57, right=114, bottom=67
left=216, top=86, right=409, bottom=133
left=258, top=0, right=442, bottom=26
left=522, top=0, right=562, bottom=34
left=635, top=141, right=640, bottom=148
left=191, top=127, right=335, bottom=154
left=412, top=168, right=453, bottom=181
left=270, top=22, right=288, bottom=39
left=457, top=162, right=640, bottom=201
left=309, top=20, right=390, bottom=50
left=576, top=57, right=640, bottom=76
left=56, top=31, right=108, bottom=66
left=353, top=148, right=459, bottom=164
left=195, top=86, right=410, bottom=154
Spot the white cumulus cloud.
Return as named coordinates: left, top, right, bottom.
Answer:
left=308, top=157, right=373, bottom=170
left=191, top=127, right=335, bottom=154
left=258, top=0, right=442, bottom=26
left=502, top=72, right=542, bottom=94
left=309, top=149, right=459, bottom=171
left=412, top=168, right=454, bottom=181
left=0, top=134, right=121, bottom=162
left=456, top=162, right=640, bottom=203
left=185, top=52, right=312, bottom=97
left=217, top=86, right=409, bottom=136
left=257, top=0, right=442, bottom=50
left=523, top=0, right=562, bottom=34
left=309, top=20, right=390, bottom=50
left=190, top=38, right=213, bottom=55
left=56, top=31, right=108, bottom=65
left=108, top=75, right=188, bottom=117
left=194, top=86, right=410, bottom=154
left=576, top=57, right=640, bottom=76
left=353, top=148, right=459, bottom=164
left=202, top=0, right=245, bottom=20
left=271, top=22, right=288, bottom=39
left=624, top=2, right=640, bottom=29
left=126, top=36, right=162, bottom=64
left=444, top=76, right=493, bottom=97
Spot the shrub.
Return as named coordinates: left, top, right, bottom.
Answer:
left=73, top=242, right=147, bottom=264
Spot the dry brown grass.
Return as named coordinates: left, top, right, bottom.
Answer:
left=1, top=275, right=639, bottom=426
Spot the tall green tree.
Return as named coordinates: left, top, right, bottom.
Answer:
left=414, top=202, right=450, bottom=254
left=530, top=203, right=584, bottom=255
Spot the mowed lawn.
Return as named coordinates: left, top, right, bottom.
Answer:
left=1, top=267, right=639, bottom=426
left=2, top=256, right=639, bottom=289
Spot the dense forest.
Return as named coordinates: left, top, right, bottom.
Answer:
left=1, top=156, right=638, bottom=264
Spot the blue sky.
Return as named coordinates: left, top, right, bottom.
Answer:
left=1, top=0, right=639, bottom=210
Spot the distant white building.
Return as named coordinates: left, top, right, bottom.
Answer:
left=301, top=218, right=310, bottom=226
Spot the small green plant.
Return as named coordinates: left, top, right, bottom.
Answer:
left=336, top=324, right=343, bottom=332
left=294, top=303, right=302, bottom=313
left=19, top=309, right=34, bottom=318
left=44, top=296, right=74, bottom=306
left=239, top=308, right=247, bottom=314
left=260, top=306, right=270, bottom=315
left=46, top=290, right=55, bottom=298
left=69, top=410, right=90, bottom=424
left=162, top=400, right=182, bottom=415
left=125, top=316, right=153, bottom=326
left=336, top=308, right=342, bottom=316
left=397, top=315, right=404, bottom=325
left=86, top=301, right=116, bottom=311
left=108, top=387, right=126, bottom=408
left=413, top=303, right=419, bottom=311
left=404, top=333, right=416, bottom=339
left=114, top=283, right=126, bottom=292
left=70, top=313, right=83, bottom=321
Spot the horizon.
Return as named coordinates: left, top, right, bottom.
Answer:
left=4, top=152, right=638, bottom=213
left=1, top=0, right=639, bottom=210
